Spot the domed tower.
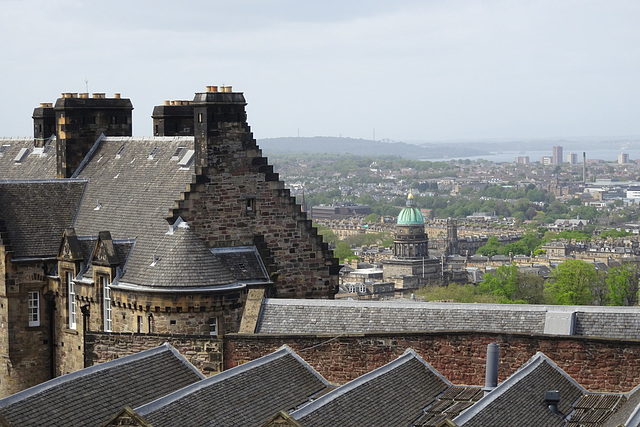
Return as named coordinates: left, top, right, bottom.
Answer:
left=394, top=191, right=428, bottom=259
left=382, top=191, right=441, bottom=295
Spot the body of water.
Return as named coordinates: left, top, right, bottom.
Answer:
left=423, top=149, right=640, bottom=163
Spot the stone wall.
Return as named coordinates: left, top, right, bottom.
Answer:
left=0, top=254, right=54, bottom=397
left=86, top=332, right=224, bottom=376
left=171, top=92, right=340, bottom=299
left=224, top=332, right=640, bottom=393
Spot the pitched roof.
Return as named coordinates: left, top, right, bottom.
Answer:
left=413, top=386, right=484, bottom=426
left=135, top=345, right=330, bottom=427
left=0, top=343, right=204, bottom=427
left=566, top=393, right=626, bottom=426
left=602, top=385, right=640, bottom=427
left=453, top=352, right=586, bottom=427
left=291, top=349, right=451, bottom=426
left=70, top=136, right=262, bottom=291
left=0, top=180, right=86, bottom=258
left=0, top=137, right=57, bottom=179
left=73, top=136, right=194, bottom=240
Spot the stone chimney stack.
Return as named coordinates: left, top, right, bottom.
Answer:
left=192, top=85, right=249, bottom=170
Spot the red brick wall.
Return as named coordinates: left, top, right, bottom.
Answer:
left=225, top=332, right=640, bottom=393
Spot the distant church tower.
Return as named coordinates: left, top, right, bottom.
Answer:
left=382, top=191, right=441, bottom=295
left=446, top=218, right=458, bottom=256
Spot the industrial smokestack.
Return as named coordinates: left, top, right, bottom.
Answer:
left=583, top=152, right=586, bottom=183
left=484, top=343, right=499, bottom=395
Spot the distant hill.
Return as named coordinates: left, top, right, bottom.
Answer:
left=257, top=136, right=489, bottom=159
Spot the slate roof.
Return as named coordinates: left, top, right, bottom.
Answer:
left=0, top=137, right=57, bottom=179
left=255, top=299, right=640, bottom=339
left=413, top=386, right=484, bottom=426
left=0, top=180, right=87, bottom=258
left=66, top=135, right=267, bottom=290
left=115, top=220, right=239, bottom=290
left=453, top=352, right=587, bottom=427
left=291, top=349, right=450, bottom=427
left=566, top=393, right=626, bottom=426
left=602, top=385, right=640, bottom=427
left=135, top=345, right=330, bottom=427
left=0, top=343, right=204, bottom=427
left=210, top=246, right=270, bottom=283
left=255, top=299, right=548, bottom=335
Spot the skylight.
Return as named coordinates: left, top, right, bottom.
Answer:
left=171, top=146, right=185, bottom=161
left=14, top=147, right=28, bottom=163
left=115, top=144, right=126, bottom=159
left=0, top=145, right=9, bottom=156
left=148, top=146, right=160, bottom=159
left=177, top=149, right=195, bottom=167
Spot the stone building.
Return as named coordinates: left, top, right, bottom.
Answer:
left=382, top=192, right=441, bottom=293
left=0, top=86, right=339, bottom=396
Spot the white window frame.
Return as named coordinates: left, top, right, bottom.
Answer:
left=102, top=276, right=112, bottom=332
left=67, top=271, right=76, bottom=330
left=209, top=317, right=218, bottom=336
left=28, top=291, right=40, bottom=327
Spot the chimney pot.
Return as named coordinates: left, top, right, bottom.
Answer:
left=206, top=85, right=218, bottom=93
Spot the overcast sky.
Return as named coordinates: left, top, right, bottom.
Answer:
left=1, top=0, right=640, bottom=142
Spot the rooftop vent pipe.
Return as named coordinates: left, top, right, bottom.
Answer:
left=545, top=390, right=563, bottom=417
left=484, top=342, right=499, bottom=396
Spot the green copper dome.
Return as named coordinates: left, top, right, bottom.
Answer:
left=397, top=191, right=424, bottom=225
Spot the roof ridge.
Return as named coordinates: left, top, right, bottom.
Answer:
left=0, top=343, right=183, bottom=409
left=291, top=348, right=445, bottom=420
left=135, top=345, right=303, bottom=417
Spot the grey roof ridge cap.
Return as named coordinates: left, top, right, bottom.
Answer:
left=261, top=298, right=640, bottom=314
left=624, top=382, right=640, bottom=398
left=281, top=344, right=332, bottom=388
left=135, top=345, right=294, bottom=416
left=119, top=240, right=135, bottom=273
left=291, top=349, right=431, bottom=421
left=0, top=178, right=89, bottom=184
left=402, top=348, right=453, bottom=387
left=453, top=351, right=587, bottom=425
left=72, top=180, right=89, bottom=229
left=624, top=400, right=640, bottom=427
left=163, top=341, right=206, bottom=381
left=110, top=281, right=248, bottom=293
left=101, top=135, right=195, bottom=142
left=209, top=245, right=258, bottom=253
left=10, top=257, right=57, bottom=262
left=0, top=343, right=177, bottom=410
left=71, top=133, right=104, bottom=178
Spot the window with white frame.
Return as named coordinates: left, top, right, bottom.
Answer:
left=209, top=317, right=218, bottom=336
left=28, top=291, right=40, bottom=327
left=67, top=271, right=76, bottom=330
left=101, top=276, right=112, bottom=332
